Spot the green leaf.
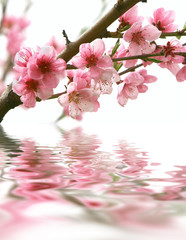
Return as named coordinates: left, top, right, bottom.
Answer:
left=110, top=173, right=121, bottom=182
left=113, top=62, right=123, bottom=72
left=122, top=24, right=130, bottom=32
left=183, top=22, right=186, bottom=30
left=145, top=58, right=163, bottom=63
left=110, top=39, right=120, bottom=58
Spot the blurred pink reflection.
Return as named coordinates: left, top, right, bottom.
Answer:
left=0, top=127, right=186, bottom=239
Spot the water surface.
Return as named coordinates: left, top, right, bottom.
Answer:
left=0, top=125, right=186, bottom=240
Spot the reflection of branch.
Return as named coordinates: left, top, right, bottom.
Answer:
left=0, top=125, right=21, bottom=153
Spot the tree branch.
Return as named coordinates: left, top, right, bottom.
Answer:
left=102, top=30, right=186, bottom=39
left=57, top=0, right=141, bottom=62
left=0, top=0, right=142, bottom=122
left=0, top=84, right=22, bottom=122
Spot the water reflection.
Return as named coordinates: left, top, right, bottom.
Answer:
left=0, top=126, right=186, bottom=240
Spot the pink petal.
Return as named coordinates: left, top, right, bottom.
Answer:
left=42, top=73, right=59, bottom=88
left=78, top=99, right=95, bottom=112
left=129, top=42, right=142, bottom=55
left=58, top=94, right=69, bottom=107
left=117, top=82, right=125, bottom=95
left=80, top=43, right=92, bottom=58
left=137, top=84, right=148, bottom=93
left=92, top=39, right=105, bottom=58
left=21, top=92, right=36, bottom=108
left=37, top=86, right=53, bottom=100
left=125, top=85, right=139, bottom=99
left=12, top=80, right=26, bottom=96
left=142, top=25, right=161, bottom=41
left=71, top=55, right=87, bottom=68
left=69, top=102, right=81, bottom=118
left=39, top=46, right=56, bottom=59
left=140, top=41, right=156, bottom=54
left=28, top=61, right=43, bottom=80
left=97, top=55, right=113, bottom=68
left=176, top=66, right=186, bottom=82
left=167, top=63, right=180, bottom=75
left=117, top=94, right=128, bottom=107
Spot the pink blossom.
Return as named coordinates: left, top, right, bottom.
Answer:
left=92, top=68, right=120, bottom=94
left=66, top=69, right=91, bottom=90
left=117, top=72, right=144, bottom=106
left=137, top=69, right=157, bottom=93
left=72, top=39, right=113, bottom=77
left=176, top=66, right=186, bottom=82
left=13, top=46, right=67, bottom=107
left=48, top=36, right=66, bottom=54
left=158, top=39, right=185, bottom=75
left=2, top=15, right=30, bottom=56
left=114, top=42, right=138, bottom=68
left=6, top=29, right=25, bottom=56
left=117, top=70, right=157, bottom=106
left=12, top=75, right=53, bottom=108
left=148, top=8, right=178, bottom=32
left=2, top=15, right=30, bottom=32
left=119, top=5, right=144, bottom=27
left=124, top=22, right=161, bottom=55
left=14, top=47, right=33, bottom=76
left=27, top=46, right=66, bottom=88
left=58, top=82, right=100, bottom=118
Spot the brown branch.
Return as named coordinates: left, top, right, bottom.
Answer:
left=0, top=84, right=22, bottom=122
left=0, top=0, right=141, bottom=123
left=57, top=0, right=141, bottom=62
left=102, top=30, right=186, bottom=39
left=119, top=63, right=143, bottom=76
left=112, top=52, right=186, bottom=62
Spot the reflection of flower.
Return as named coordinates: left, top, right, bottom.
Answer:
left=1, top=127, right=186, bottom=239
left=9, top=139, right=68, bottom=199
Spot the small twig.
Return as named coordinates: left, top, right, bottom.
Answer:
left=66, top=64, right=77, bottom=70
left=112, top=52, right=163, bottom=61
left=62, top=30, right=71, bottom=45
left=119, top=63, right=143, bottom=76
left=102, top=30, right=186, bottom=39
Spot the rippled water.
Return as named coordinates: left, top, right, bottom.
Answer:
left=0, top=125, right=186, bottom=240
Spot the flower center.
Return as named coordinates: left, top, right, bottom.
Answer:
left=86, top=54, right=98, bottom=67
left=69, top=92, right=80, bottom=104
left=153, top=21, right=165, bottom=31
left=26, top=79, right=39, bottom=92
left=38, top=59, right=51, bottom=74
left=163, top=41, right=177, bottom=57
left=132, top=32, right=143, bottom=45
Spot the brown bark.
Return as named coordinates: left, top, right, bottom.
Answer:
left=0, top=84, right=22, bottom=122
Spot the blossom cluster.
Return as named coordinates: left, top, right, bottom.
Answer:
left=0, top=2, right=186, bottom=120
left=1, top=15, right=30, bottom=56
left=13, top=46, right=66, bottom=107
left=58, top=39, right=120, bottom=118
